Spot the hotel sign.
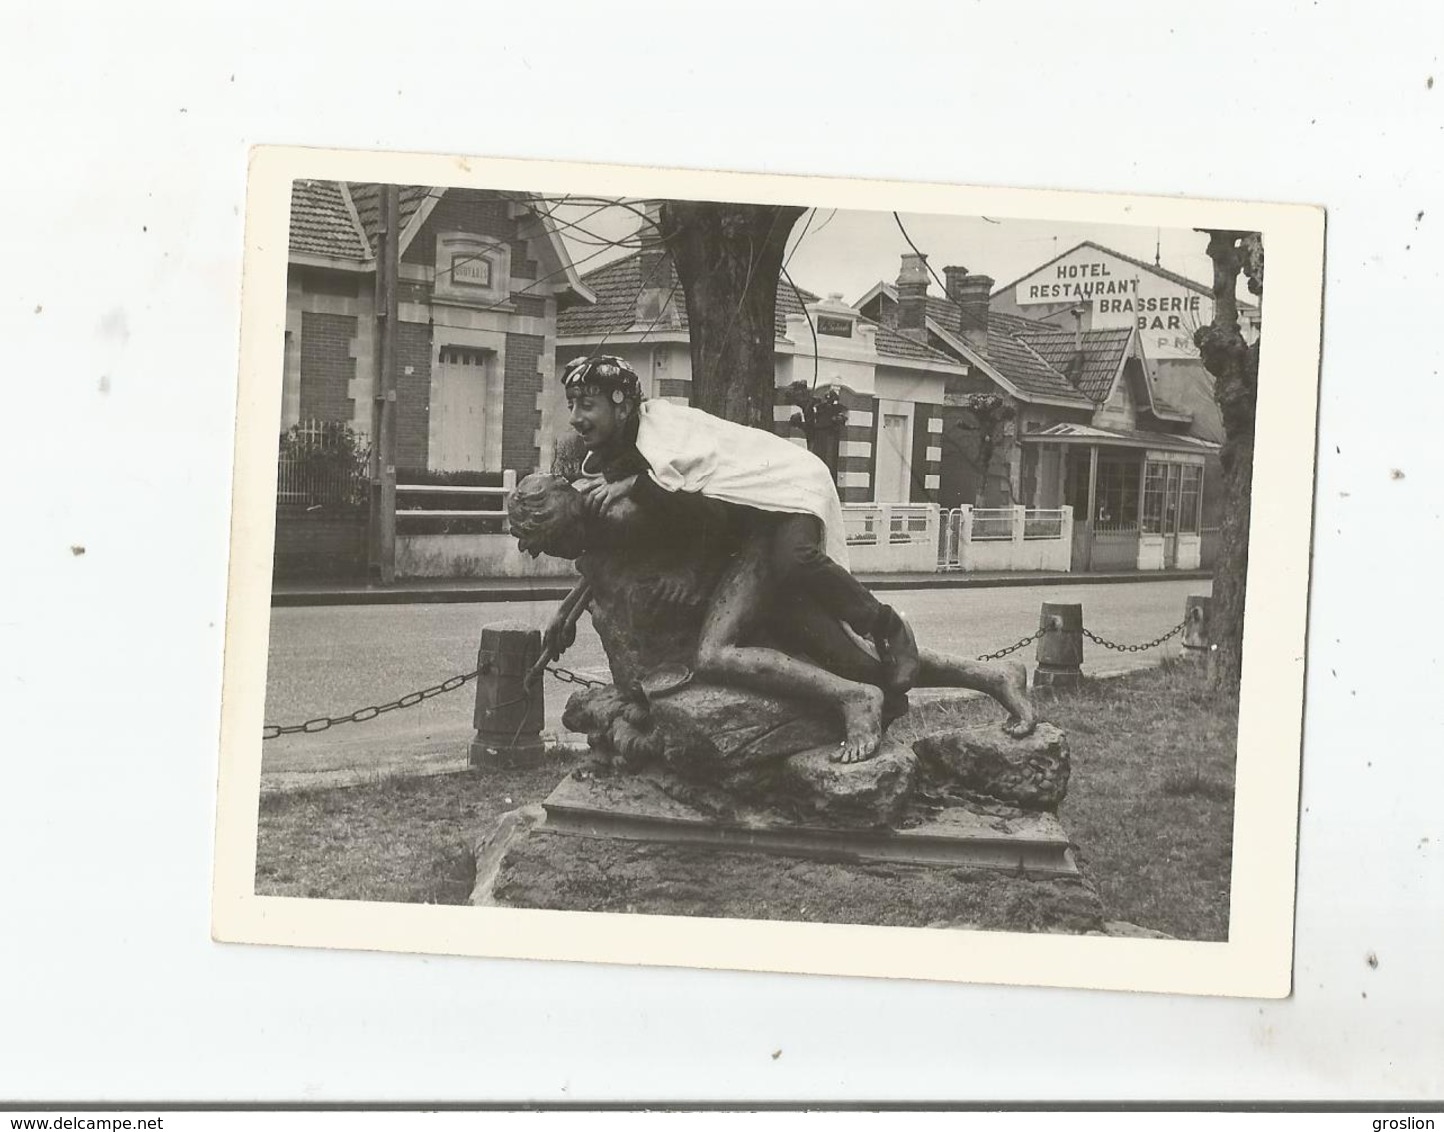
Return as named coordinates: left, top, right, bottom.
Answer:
left=1014, top=250, right=1211, bottom=359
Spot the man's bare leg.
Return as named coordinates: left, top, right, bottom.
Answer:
left=698, top=531, right=885, bottom=763
left=917, top=651, right=1036, bottom=738
left=774, top=595, right=1036, bottom=738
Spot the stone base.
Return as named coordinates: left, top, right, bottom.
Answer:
left=469, top=732, right=547, bottom=769
left=541, top=771, right=1079, bottom=875
left=470, top=793, right=1104, bottom=934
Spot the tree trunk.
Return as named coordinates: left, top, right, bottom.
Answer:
left=658, top=201, right=806, bottom=428
left=1195, top=231, right=1262, bottom=696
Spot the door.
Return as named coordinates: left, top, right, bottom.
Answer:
left=1162, top=462, right=1181, bottom=568
left=431, top=346, right=489, bottom=471
left=875, top=413, right=910, bottom=502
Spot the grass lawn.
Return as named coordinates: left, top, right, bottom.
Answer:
left=255, top=660, right=1237, bottom=938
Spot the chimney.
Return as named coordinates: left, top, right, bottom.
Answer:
left=634, top=201, right=673, bottom=326
left=942, top=265, right=970, bottom=319
left=896, top=253, right=930, bottom=342
left=953, top=272, right=987, bottom=356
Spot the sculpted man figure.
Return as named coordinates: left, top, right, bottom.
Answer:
left=515, top=355, right=1036, bottom=761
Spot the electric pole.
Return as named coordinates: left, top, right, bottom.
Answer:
left=370, top=184, right=400, bottom=583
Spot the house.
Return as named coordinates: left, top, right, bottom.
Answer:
left=284, top=179, right=593, bottom=472
left=278, top=180, right=593, bottom=578
left=857, top=255, right=1218, bottom=571
left=989, top=239, right=1260, bottom=446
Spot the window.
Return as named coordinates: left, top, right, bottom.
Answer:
left=1142, top=461, right=1169, bottom=534
left=1067, top=454, right=1142, bottom=529
left=1177, top=463, right=1202, bottom=534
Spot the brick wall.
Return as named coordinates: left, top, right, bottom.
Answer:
left=298, top=311, right=357, bottom=422
left=512, top=294, right=546, bottom=318
left=502, top=332, right=544, bottom=471
left=395, top=321, right=433, bottom=469
left=401, top=193, right=539, bottom=278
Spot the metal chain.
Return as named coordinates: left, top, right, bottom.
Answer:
left=261, top=670, right=479, bottom=740
left=975, top=628, right=1045, bottom=662
left=263, top=622, right=1185, bottom=740
left=261, top=661, right=611, bottom=740
left=546, top=664, right=610, bottom=689
left=1081, top=619, right=1187, bottom=654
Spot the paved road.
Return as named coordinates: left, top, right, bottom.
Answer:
left=260, top=578, right=1210, bottom=789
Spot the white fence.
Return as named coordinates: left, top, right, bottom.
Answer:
left=840, top=503, right=939, bottom=573
left=394, top=470, right=515, bottom=532
left=939, top=505, right=1074, bottom=573
left=392, top=486, right=1072, bottom=578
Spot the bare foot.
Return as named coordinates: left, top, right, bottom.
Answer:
left=831, top=684, right=885, bottom=763
left=997, top=659, right=1037, bottom=738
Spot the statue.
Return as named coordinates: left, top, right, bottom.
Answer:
left=522, top=355, right=1035, bottom=769
left=511, top=472, right=1037, bottom=767
left=472, top=357, right=1096, bottom=923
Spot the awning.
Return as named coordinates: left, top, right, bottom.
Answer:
left=1019, top=422, right=1220, bottom=456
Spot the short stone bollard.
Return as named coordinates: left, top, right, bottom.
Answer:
left=469, top=621, right=546, bottom=769
left=1181, top=595, right=1212, bottom=661
left=1034, top=602, right=1083, bottom=690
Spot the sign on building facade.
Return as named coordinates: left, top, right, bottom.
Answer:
left=1008, top=245, right=1214, bottom=360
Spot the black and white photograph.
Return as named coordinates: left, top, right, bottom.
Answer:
left=17, top=0, right=1444, bottom=1109
left=212, top=148, right=1321, bottom=995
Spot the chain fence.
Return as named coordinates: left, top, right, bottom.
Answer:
left=261, top=620, right=1187, bottom=740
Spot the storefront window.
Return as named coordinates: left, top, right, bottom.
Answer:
left=1071, top=454, right=1143, bottom=529
left=1142, top=461, right=1169, bottom=534
left=1094, top=458, right=1140, bottom=529
left=1178, top=464, right=1202, bottom=534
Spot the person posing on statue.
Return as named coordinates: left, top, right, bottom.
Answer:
left=541, top=354, right=926, bottom=763
left=563, top=356, right=921, bottom=674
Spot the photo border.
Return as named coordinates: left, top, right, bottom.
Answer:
left=213, top=145, right=1323, bottom=997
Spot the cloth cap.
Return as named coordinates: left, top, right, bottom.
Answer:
left=561, top=355, right=641, bottom=403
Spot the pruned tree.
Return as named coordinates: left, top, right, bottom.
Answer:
left=954, top=392, right=1017, bottom=507
left=1194, top=230, right=1263, bottom=695
left=656, top=201, right=807, bottom=428
left=785, top=380, right=849, bottom=478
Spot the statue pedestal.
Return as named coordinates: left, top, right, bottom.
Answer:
left=470, top=751, right=1105, bottom=935
left=539, top=771, right=1079, bottom=875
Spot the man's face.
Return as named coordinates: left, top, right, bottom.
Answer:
left=567, top=388, right=629, bottom=451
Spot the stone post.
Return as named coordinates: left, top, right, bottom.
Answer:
left=470, top=621, right=546, bottom=768
left=1034, top=602, right=1083, bottom=689
left=1181, top=594, right=1213, bottom=662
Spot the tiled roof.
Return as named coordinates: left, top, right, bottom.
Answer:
left=345, top=183, right=436, bottom=256
left=557, top=250, right=819, bottom=341
left=289, top=180, right=370, bottom=260
left=982, top=331, right=1094, bottom=404
left=923, top=294, right=1055, bottom=340
left=1014, top=326, right=1133, bottom=402
left=867, top=319, right=959, bottom=366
